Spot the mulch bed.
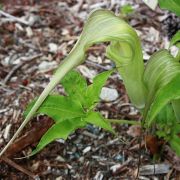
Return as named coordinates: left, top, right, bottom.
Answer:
left=0, top=0, right=180, bottom=179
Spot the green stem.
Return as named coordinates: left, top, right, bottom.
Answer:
left=108, top=119, right=141, bottom=125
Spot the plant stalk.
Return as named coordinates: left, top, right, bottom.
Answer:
left=108, top=119, right=140, bottom=125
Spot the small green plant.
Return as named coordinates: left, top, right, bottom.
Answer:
left=0, top=9, right=180, bottom=157
left=120, top=4, right=134, bottom=17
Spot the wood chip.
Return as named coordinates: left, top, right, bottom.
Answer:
left=136, top=164, right=171, bottom=176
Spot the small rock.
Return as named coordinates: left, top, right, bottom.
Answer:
left=15, top=23, right=24, bottom=31
left=27, top=14, right=41, bottom=26
left=100, top=87, right=119, bottom=102
left=3, top=124, right=12, bottom=140
left=31, top=162, right=40, bottom=171
left=94, top=171, right=103, bottom=180
left=79, top=156, right=84, bottom=163
left=56, top=155, right=65, bottom=162
left=26, top=27, right=33, bottom=37
left=56, top=177, right=63, bottom=180
left=2, top=56, right=11, bottom=67
left=143, top=0, right=158, bottom=10
left=146, top=27, right=160, bottom=43
left=61, top=28, right=69, bottom=36
left=127, top=125, right=141, bottom=138
left=83, top=146, right=91, bottom=154
left=170, top=46, right=179, bottom=57
left=110, top=164, right=121, bottom=173
left=56, top=139, right=65, bottom=143
left=77, top=65, right=97, bottom=80
left=143, top=51, right=150, bottom=60
left=114, top=154, right=124, bottom=162
left=38, top=61, right=57, bottom=72
left=48, top=43, right=58, bottom=53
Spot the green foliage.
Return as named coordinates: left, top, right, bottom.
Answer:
left=158, top=0, right=180, bottom=16
left=24, top=95, right=86, bottom=122
left=156, top=104, right=180, bottom=155
left=84, top=70, right=113, bottom=108
left=143, top=50, right=180, bottom=125
left=145, top=74, right=180, bottom=126
left=25, top=70, right=115, bottom=154
left=170, top=30, right=180, bottom=49
left=31, top=118, right=86, bottom=155
left=170, top=135, right=180, bottom=156
left=84, top=111, right=115, bottom=133
left=120, top=4, right=134, bottom=16
left=61, top=70, right=87, bottom=105
left=143, top=0, right=180, bottom=16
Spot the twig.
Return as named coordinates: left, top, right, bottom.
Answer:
left=135, top=136, right=142, bottom=179
left=136, top=117, right=144, bottom=179
left=3, top=54, right=43, bottom=84
left=0, top=10, right=29, bottom=25
left=111, top=157, right=133, bottom=175
left=138, top=164, right=171, bottom=175
left=86, top=60, right=111, bottom=70
left=108, top=119, right=140, bottom=125
left=1, top=156, right=39, bottom=179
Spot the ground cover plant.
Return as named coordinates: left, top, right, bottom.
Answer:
left=0, top=5, right=180, bottom=166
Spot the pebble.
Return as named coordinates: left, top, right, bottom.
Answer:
left=114, top=154, right=124, bottom=162
left=94, top=171, right=104, bottom=180
left=26, top=27, right=33, bottom=37
left=48, top=43, right=58, bottom=53
left=56, top=155, right=66, bottom=162
left=3, top=124, right=12, bottom=140
left=83, top=146, right=91, bottom=154
left=27, top=14, right=41, bottom=26
left=77, top=65, right=97, bottom=80
left=79, top=156, right=84, bottom=163
left=110, top=164, right=121, bottom=173
left=143, top=0, right=158, bottom=10
left=100, top=87, right=119, bottom=102
left=38, top=61, right=57, bottom=72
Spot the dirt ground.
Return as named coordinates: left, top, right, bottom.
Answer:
left=0, top=0, right=180, bottom=179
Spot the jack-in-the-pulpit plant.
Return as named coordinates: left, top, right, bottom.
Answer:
left=0, top=9, right=180, bottom=157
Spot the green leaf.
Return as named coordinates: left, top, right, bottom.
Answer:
left=156, top=103, right=176, bottom=124
left=170, top=135, right=180, bottom=156
left=85, top=70, right=113, bottom=108
left=155, top=104, right=178, bottom=140
left=31, top=118, right=86, bottom=155
left=61, top=70, right=87, bottom=104
left=121, top=4, right=134, bottom=15
left=24, top=95, right=85, bottom=123
left=170, top=30, right=180, bottom=48
left=158, top=0, right=180, bottom=16
left=143, top=50, right=180, bottom=124
left=146, top=74, right=180, bottom=126
left=172, top=99, right=180, bottom=121
left=173, top=124, right=180, bottom=134
left=84, top=111, right=115, bottom=133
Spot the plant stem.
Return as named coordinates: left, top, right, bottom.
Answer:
left=108, top=119, right=141, bottom=125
